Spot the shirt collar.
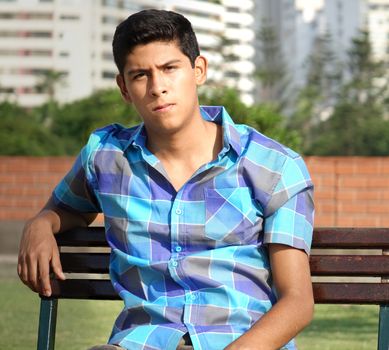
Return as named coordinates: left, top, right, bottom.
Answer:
left=124, top=106, right=243, bottom=156
left=200, top=106, right=243, bottom=156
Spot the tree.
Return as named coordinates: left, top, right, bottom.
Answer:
left=0, top=101, right=65, bottom=155
left=306, top=30, right=389, bottom=155
left=52, top=88, right=140, bottom=154
left=35, top=70, right=66, bottom=103
left=35, top=70, right=67, bottom=126
left=255, top=22, right=291, bottom=112
left=199, top=87, right=301, bottom=151
left=289, top=32, right=343, bottom=150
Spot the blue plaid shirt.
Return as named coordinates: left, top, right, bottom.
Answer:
left=53, top=106, right=314, bottom=350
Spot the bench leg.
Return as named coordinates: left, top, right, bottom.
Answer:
left=378, top=304, right=389, bottom=350
left=37, top=297, right=58, bottom=350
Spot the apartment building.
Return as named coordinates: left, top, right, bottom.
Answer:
left=368, top=0, right=389, bottom=61
left=254, top=0, right=367, bottom=104
left=220, top=0, right=256, bottom=105
left=0, top=0, right=256, bottom=107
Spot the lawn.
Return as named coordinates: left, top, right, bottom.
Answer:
left=0, top=277, right=379, bottom=350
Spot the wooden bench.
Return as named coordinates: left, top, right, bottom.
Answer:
left=37, top=227, right=389, bottom=350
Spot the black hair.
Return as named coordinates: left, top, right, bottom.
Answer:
left=112, top=9, right=200, bottom=75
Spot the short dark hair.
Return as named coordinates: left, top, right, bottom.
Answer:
left=112, top=9, right=200, bottom=75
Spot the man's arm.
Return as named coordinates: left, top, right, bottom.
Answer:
left=17, top=195, right=97, bottom=297
left=225, top=244, right=314, bottom=350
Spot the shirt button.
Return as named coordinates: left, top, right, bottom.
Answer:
left=171, top=260, right=178, bottom=267
left=190, top=294, right=196, bottom=301
left=175, top=208, right=182, bottom=215
left=175, top=246, right=182, bottom=252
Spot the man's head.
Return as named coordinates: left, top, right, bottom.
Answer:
left=112, top=9, right=200, bottom=76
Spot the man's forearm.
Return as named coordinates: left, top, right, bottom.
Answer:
left=225, top=293, right=313, bottom=350
left=39, top=196, right=97, bottom=233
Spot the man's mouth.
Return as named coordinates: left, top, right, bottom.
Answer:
left=153, top=103, right=174, bottom=112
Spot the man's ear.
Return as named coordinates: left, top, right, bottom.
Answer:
left=116, top=74, right=132, bottom=103
left=194, top=55, right=208, bottom=86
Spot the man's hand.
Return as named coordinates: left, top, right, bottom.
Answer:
left=17, top=216, right=65, bottom=297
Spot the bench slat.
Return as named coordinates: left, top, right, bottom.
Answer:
left=59, top=253, right=389, bottom=277
left=56, top=227, right=107, bottom=247
left=49, top=279, right=389, bottom=305
left=55, top=227, right=389, bottom=249
left=310, top=255, right=389, bottom=276
left=60, top=253, right=110, bottom=274
left=313, top=283, right=389, bottom=304
left=50, top=279, right=119, bottom=300
left=312, top=228, right=389, bottom=248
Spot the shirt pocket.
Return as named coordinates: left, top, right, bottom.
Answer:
left=204, top=187, right=261, bottom=244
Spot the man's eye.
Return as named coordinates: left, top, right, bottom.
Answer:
left=165, top=66, right=176, bottom=71
left=133, top=72, right=145, bottom=80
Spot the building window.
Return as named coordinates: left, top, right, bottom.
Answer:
left=0, top=49, right=50, bottom=56
left=102, top=33, right=112, bottom=41
left=29, top=31, right=52, bottom=38
left=226, top=6, right=240, bottom=13
left=60, top=14, right=80, bottom=20
left=0, top=13, right=15, bottom=19
left=102, top=71, right=116, bottom=79
left=102, top=15, right=119, bottom=24
left=102, top=0, right=119, bottom=7
left=102, top=52, right=113, bottom=60
left=0, top=87, right=14, bottom=93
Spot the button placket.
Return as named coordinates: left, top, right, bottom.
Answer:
left=171, top=193, right=184, bottom=256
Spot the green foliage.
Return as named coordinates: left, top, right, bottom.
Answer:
left=0, top=101, right=65, bottom=155
left=200, top=87, right=301, bottom=151
left=293, top=29, right=389, bottom=155
left=308, top=101, right=389, bottom=156
left=0, top=86, right=299, bottom=156
left=51, top=89, right=140, bottom=154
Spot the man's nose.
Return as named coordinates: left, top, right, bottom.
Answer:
left=149, top=73, right=168, bottom=97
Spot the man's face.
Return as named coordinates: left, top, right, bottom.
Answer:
left=116, top=41, right=207, bottom=136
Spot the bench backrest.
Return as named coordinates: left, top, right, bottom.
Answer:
left=51, top=227, right=389, bottom=304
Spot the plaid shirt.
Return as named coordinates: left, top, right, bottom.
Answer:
left=53, top=106, right=314, bottom=350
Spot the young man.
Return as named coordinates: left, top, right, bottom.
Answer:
left=18, top=9, right=314, bottom=350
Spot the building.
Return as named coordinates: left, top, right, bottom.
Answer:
left=220, top=0, right=256, bottom=105
left=0, top=0, right=256, bottom=107
left=367, top=0, right=389, bottom=61
left=253, top=0, right=367, bottom=106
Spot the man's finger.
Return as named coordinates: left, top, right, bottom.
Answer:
left=18, top=255, right=33, bottom=289
left=38, top=257, right=52, bottom=297
left=27, top=255, right=39, bottom=292
left=51, top=249, right=66, bottom=280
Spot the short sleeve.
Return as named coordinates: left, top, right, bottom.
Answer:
left=53, top=133, right=102, bottom=214
left=263, top=155, right=314, bottom=254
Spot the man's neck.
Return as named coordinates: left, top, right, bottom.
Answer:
left=146, top=117, right=222, bottom=164
left=145, top=116, right=223, bottom=191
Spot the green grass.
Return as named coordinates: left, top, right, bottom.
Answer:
left=296, top=304, right=378, bottom=350
left=0, top=278, right=122, bottom=350
left=0, top=277, right=379, bottom=350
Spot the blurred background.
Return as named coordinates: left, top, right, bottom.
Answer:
left=0, top=1, right=388, bottom=349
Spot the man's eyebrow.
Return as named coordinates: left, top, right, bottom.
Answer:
left=126, top=59, right=182, bottom=76
left=126, top=68, right=147, bottom=76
